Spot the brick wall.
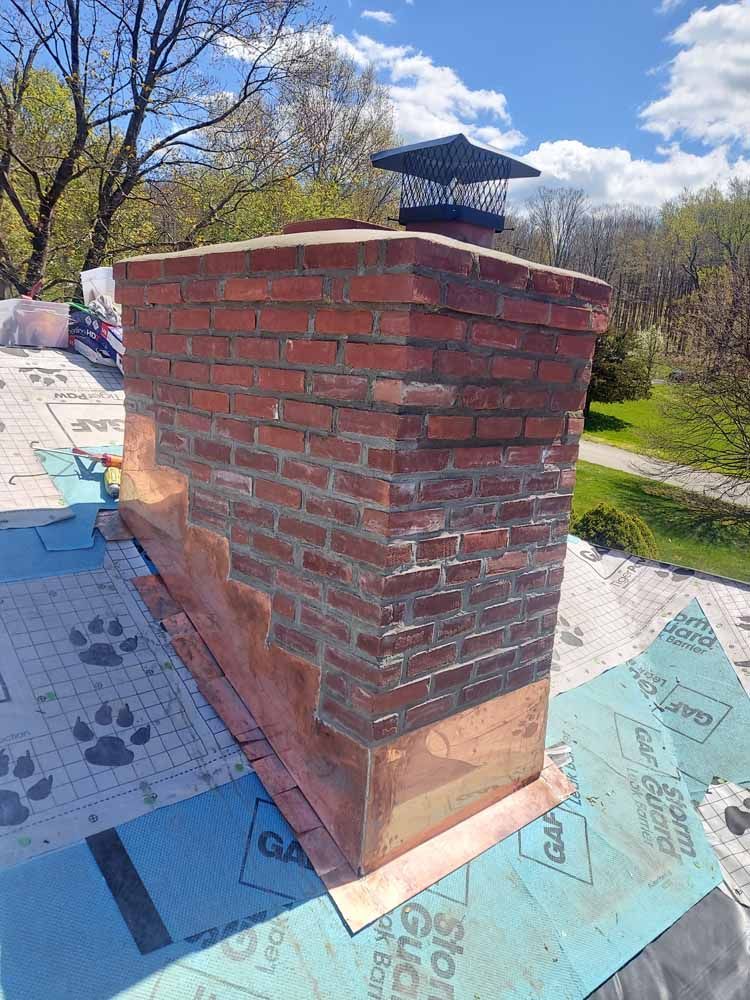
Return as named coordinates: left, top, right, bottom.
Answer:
left=116, top=230, right=610, bottom=748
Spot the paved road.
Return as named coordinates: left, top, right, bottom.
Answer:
left=578, top=439, right=750, bottom=510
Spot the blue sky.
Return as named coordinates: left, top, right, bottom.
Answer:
left=321, top=0, right=750, bottom=206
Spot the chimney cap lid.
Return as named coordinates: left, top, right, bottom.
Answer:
left=371, top=133, right=540, bottom=181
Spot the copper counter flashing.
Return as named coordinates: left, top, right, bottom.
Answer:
left=134, top=566, right=573, bottom=931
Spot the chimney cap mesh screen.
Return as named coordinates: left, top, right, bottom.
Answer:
left=371, top=133, right=540, bottom=232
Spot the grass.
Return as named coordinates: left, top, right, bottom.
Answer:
left=572, top=460, right=750, bottom=582
left=583, top=384, right=679, bottom=460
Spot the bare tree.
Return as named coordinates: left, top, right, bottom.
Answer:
left=0, top=0, right=313, bottom=291
left=526, top=186, right=587, bottom=270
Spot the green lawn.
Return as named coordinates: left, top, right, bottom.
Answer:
left=583, top=385, right=679, bottom=460
left=573, top=460, right=750, bottom=582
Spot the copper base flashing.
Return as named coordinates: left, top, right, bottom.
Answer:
left=135, top=569, right=573, bottom=931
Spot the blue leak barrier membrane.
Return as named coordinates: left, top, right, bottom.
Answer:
left=35, top=446, right=120, bottom=551
left=621, top=597, right=750, bottom=800
left=0, top=601, right=727, bottom=1000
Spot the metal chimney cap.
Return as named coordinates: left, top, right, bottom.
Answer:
left=371, top=133, right=540, bottom=237
left=371, top=133, right=540, bottom=181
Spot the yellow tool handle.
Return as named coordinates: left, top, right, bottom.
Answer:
left=103, top=466, right=121, bottom=499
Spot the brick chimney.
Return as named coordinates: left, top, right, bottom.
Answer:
left=115, top=226, right=610, bottom=874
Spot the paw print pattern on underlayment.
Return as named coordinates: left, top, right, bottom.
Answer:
left=69, top=616, right=138, bottom=668
left=0, top=748, right=53, bottom=826
left=72, top=702, right=151, bottom=767
left=551, top=615, right=586, bottom=672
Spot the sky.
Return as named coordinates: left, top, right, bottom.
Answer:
left=321, top=0, right=750, bottom=208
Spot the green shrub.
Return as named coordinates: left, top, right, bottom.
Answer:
left=570, top=502, right=657, bottom=559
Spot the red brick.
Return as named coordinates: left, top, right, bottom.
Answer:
left=284, top=399, right=332, bottom=429
left=539, top=360, right=575, bottom=383
left=567, top=414, right=585, bottom=436
left=406, top=313, right=466, bottom=342
left=479, top=599, right=524, bottom=626
left=164, top=255, right=201, bottom=277
left=137, top=306, right=171, bottom=332
left=139, top=356, right=170, bottom=377
left=416, top=536, right=459, bottom=561
left=550, top=304, right=591, bottom=331
left=192, top=335, right=229, bottom=358
left=282, top=458, right=328, bottom=490
left=491, top=356, right=536, bottom=380
left=214, top=307, right=256, bottom=332
left=232, top=394, right=278, bottom=420
left=238, top=543, right=283, bottom=581
left=278, top=516, right=327, bottom=547
left=311, top=374, right=367, bottom=401
left=204, top=250, right=247, bottom=274
left=523, top=331, right=557, bottom=354
left=334, top=470, right=390, bottom=505
left=427, top=415, right=474, bottom=439
left=159, top=429, right=189, bottom=452
left=234, top=337, right=278, bottom=362
left=504, top=387, right=549, bottom=409
left=306, top=494, right=358, bottom=525
left=450, top=504, right=498, bottom=530
left=363, top=507, right=444, bottom=536
left=476, top=417, right=523, bottom=439
left=233, top=501, right=274, bottom=529
left=463, top=528, right=509, bottom=553
left=155, top=405, right=175, bottom=425
left=213, top=469, right=252, bottom=493
left=531, top=270, right=574, bottom=297
left=315, top=309, right=373, bottom=335
left=286, top=339, right=336, bottom=365
left=408, top=644, right=457, bottom=676
left=259, top=307, right=309, bottom=333
left=185, top=279, right=219, bottom=302
left=125, top=330, right=151, bottom=352
left=253, top=532, right=294, bottom=562
left=304, top=243, right=358, bottom=269
left=505, top=446, right=544, bottom=465
left=256, top=368, right=305, bottom=393
left=511, top=524, right=549, bottom=544
left=368, top=449, right=449, bottom=474
left=128, top=259, right=162, bottom=280
left=351, top=678, right=430, bottom=716
left=234, top=447, right=278, bottom=473
left=116, top=284, right=145, bottom=306
left=309, top=435, right=361, bottom=464
left=469, top=580, right=511, bottom=606
left=557, top=334, right=596, bottom=359
left=573, top=276, right=611, bottom=306
left=257, top=426, right=304, bottom=451
left=271, top=276, right=323, bottom=301
left=525, top=416, right=565, bottom=439
left=172, top=360, right=209, bottom=381
left=470, top=323, right=520, bottom=349
left=180, top=459, right=211, bottom=483
left=419, top=478, right=472, bottom=502
left=479, top=256, right=529, bottom=288
left=439, top=615, right=476, bottom=640
left=374, top=380, right=456, bottom=406
left=147, top=282, right=182, bottom=305
left=194, top=438, right=231, bottom=463
left=154, top=333, right=188, bottom=354
left=251, top=246, right=297, bottom=271
left=413, top=591, right=462, bottom=618
left=551, top=388, right=588, bottom=411
left=224, top=277, right=268, bottom=301
left=172, top=307, right=210, bottom=330
left=591, top=310, right=610, bottom=333
left=338, top=409, right=421, bottom=439
left=502, top=297, right=550, bottom=325
left=435, top=351, right=487, bottom=378
left=255, top=479, right=302, bottom=508
left=477, top=476, right=521, bottom=498
left=300, top=606, right=350, bottom=644
left=445, top=560, right=482, bottom=583
left=460, top=675, right=506, bottom=704
left=191, top=388, right=229, bottom=412
left=121, top=355, right=137, bottom=376
left=386, top=238, right=472, bottom=274
left=461, top=385, right=503, bottom=410
left=212, top=364, right=253, bottom=387
left=446, top=283, right=497, bottom=316
left=345, top=343, right=433, bottom=374
left=485, top=550, right=529, bottom=574
left=156, top=382, right=189, bottom=405
left=453, top=446, right=503, bottom=468
left=350, top=273, right=441, bottom=305
left=302, top=550, right=352, bottom=583
left=405, top=695, right=455, bottom=731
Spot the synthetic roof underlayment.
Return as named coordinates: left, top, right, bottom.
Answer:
left=0, top=345, right=748, bottom=999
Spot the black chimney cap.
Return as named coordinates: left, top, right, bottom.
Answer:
left=371, top=133, right=540, bottom=232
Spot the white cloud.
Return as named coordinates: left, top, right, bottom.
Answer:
left=361, top=9, right=396, bottom=24
left=515, top=139, right=750, bottom=207
left=641, top=1, right=750, bottom=146
left=333, top=32, right=525, bottom=149
left=656, top=0, right=685, bottom=13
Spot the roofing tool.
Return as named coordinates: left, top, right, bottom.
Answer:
left=71, top=447, right=123, bottom=469
left=103, top=465, right=121, bottom=499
